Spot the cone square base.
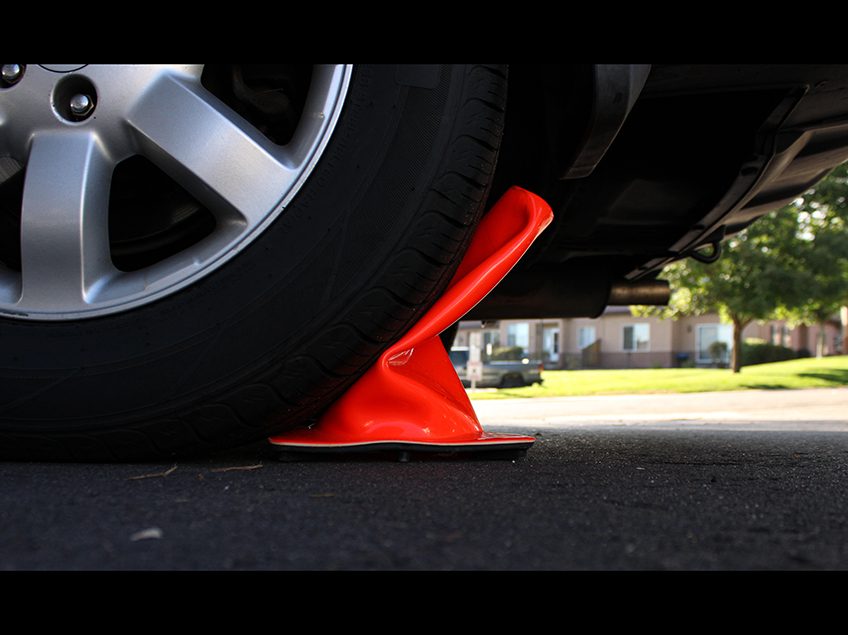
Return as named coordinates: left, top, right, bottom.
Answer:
left=269, top=432, right=536, bottom=453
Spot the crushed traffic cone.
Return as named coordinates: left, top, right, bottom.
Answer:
left=269, top=186, right=553, bottom=458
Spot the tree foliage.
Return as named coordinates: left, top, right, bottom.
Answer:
left=775, top=164, right=848, bottom=335
left=634, top=163, right=848, bottom=371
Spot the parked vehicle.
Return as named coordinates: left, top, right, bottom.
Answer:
left=449, top=347, right=543, bottom=388
left=2, top=64, right=847, bottom=458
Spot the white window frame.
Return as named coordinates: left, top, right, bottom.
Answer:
left=544, top=328, right=560, bottom=355
left=506, top=322, right=530, bottom=353
left=696, top=323, right=733, bottom=364
left=577, top=326, right=596, bottom=351
left=622, top=323, right=650, bottom=352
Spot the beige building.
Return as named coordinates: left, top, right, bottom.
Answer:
left=453, top=307, right=843, bottom=369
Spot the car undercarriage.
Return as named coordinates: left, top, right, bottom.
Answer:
left=477, top=64, right=848, bottom=319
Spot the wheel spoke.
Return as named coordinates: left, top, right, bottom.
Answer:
left=0, top=64, right=351, bottom=320
left=19, top=132, right=115, bottom=310
left=126, top=72, right=299, bottom=226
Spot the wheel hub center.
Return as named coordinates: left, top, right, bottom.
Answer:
left=0, top=64, right=205, bottom=165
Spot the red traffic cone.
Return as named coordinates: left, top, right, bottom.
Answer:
left=269, top=186, right=553, bottom=457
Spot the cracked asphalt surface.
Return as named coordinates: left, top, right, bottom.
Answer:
left=2, top=388, right=848, bottom=570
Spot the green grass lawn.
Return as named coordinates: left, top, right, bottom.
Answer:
left=468, top=355, right=848, bottom=400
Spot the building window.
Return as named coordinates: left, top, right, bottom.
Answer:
left=506, top=322, right=530, bottom=353
left=543, top=328, right=559, bottom=355
left=771, top=323, right=791, bottom=347
left=697, top=324, right=733, bottom=364
left=482, top=330, right=500, bottom=358
left=542, top=326, right=560, bottom=363
left=578, top=326, right=596, bottom=350
left=623, top=324, right=650, bottom=352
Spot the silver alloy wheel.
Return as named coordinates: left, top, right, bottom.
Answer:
left=0, top=64, right=352, bottom=320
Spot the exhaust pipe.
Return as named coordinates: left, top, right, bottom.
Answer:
left=467, top=268, right=670, bottom=320
left=607, top=280, right=670, bottom=306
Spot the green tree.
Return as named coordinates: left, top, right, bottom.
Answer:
left=773, top=164, right=848, bottom=356
left=635, top=164, right=848, bottom=371
left=636, top=212, right=797, bottom=372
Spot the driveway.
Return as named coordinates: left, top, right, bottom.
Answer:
left=3, top=388, right=848, bottom=570
left=474, top=387, right=848, bottom=431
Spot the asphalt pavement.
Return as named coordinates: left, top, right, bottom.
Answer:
left=2, top=388, right=848, bottom=571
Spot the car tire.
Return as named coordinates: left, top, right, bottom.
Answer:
left=0, top=64, right=507, bottom=460
left=500, top=373, right=525, bottom=389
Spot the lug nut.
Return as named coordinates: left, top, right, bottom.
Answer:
left=69, top=93, right=95, bottom=119
left=1, top=64, right=23, bottom=86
